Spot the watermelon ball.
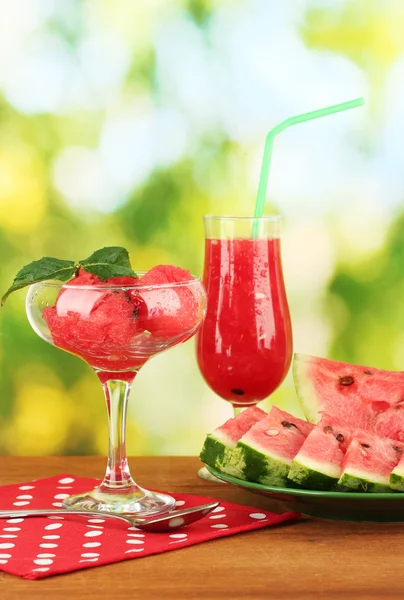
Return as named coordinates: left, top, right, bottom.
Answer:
left=134, top=265, right=200, bottom=340
left=42, top=269, right=141, bottom=370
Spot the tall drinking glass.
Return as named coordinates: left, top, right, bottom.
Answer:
left=196, top=216, right=293, bottom=477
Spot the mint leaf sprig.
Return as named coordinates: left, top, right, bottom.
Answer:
left=1, top=246, right=136, bottom=306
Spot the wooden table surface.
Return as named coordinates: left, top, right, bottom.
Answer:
left=0, top=456, right=403, bottom=600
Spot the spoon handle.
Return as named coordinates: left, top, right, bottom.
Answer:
left=0, top=509, right=133, bottom=525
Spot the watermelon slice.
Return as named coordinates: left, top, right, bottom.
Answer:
left=287, top=428, right=345, bottom=490
left=338, top=430, right=402, bottom=493
left=293, top=354, right=404, bottom=442
left=199, top=406, right=266, bottom=477
left=232, top=406, right=314, bottom=486
left=317, top=413, right=404, bottom=493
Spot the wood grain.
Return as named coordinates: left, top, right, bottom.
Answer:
left=0, top=456, right=402, bottom=600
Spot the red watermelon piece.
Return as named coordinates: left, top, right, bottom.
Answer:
left=287, top=427, right=345, bottom=490
left=293, top=354, right=404, bottom=442
left=199, top=406, right=267, bottom=477
left=134, top=265, right=200, bottom=341
left=233, top=406, right=315, bottom=486
left=339, top=430, right=403, bottom=493
left=42, top=270, right=143, bottom=371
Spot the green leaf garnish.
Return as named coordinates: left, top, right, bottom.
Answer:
left=1, top=246, right=137, bottom=306
left=1, top=257, right=76, bottom=306
left=79, top=246, right=136, bottom=280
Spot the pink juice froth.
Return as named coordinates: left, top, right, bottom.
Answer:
left=42, top=265, right=200, bottom=373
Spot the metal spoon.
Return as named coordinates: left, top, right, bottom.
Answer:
left=0, top=501, right=220, bottom=533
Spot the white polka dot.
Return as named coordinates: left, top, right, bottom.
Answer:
left=16, top=495, right=33, bottom=500
left=52, top=502, right=63, bottom=508
left=125, top=548, right=144, bottom=553
left=83, top=542, right=101, bottom=548
left=13, top=501, right=30, bottom=506
left=88, top=519, right=105, bottom=524
left=126, top=539, right=144, bottom=545
left=168, top=517, right=185, bottom=528
left=209, top=514, right=226, bottom=519
left=128, top=527, right=142, bottom=532
left=40, top=543, right=58, bottom=548
left=19, top=485, right=34, bottom=490
left=4, top=527, right=21, bottom=532
left=175, top=500, right=185, bottom=507
left=44, top=523, right=63, bottom=530
left=47, top=516, right=64, bottom=520
left=249, top=513, right=267, bottom=520
left=33, top=559, right=53, bottom=566
left=211, top=524, right=228, bottom=529
left=0, top=554, right=12, bottom=558
left=84, top=530, right=103, bottom=537
left=42, top=535, right=60, bottom=540
left=0, top=535, right=17, bottom=539
left=87, top=525, right=103, bottom=529
left=54, top=493, right=70, bottom=499
left=169, top=533, right=187, bottom=539
left=0, top=543, right=15, bottom=549
left=0, top=560, right=8, bottom=564
left=212, top=506, right=225, bottom=513
left=37, top=553, right=56, bottom=558
left=127, top=533, right=145, bottom=537
left=32, top=568, right=50, bottom=572
left=79, top=558, right=98, bottom=563
left=6, top=518, right=24, bottom=524
left=81, top=552, right=100, bottom=558
left=58, top=477, right=75, bottom=484
left=57, top=486, right=72, bottom=490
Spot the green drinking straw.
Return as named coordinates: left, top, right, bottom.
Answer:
left=253, top=97, right=364, bottom=232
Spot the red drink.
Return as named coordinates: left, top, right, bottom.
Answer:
left=197, top=234, right=292, bottom=407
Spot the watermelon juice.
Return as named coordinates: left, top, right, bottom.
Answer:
left=197, top=235, right=292, bottom=407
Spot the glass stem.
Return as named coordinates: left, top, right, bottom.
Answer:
left=101, top=378, right=135, bottom=490
left=233, top=406, right=243, bottom=417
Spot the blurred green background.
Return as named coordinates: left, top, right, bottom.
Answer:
left=1, top=0, right=403, bottom=457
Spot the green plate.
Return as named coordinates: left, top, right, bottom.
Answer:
left=205, top=465, right=404, bottom=522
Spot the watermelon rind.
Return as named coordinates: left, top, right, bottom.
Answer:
left=337, top=469, right=393, bottom=493
left=235, top=441, right=290, bottom=486
left=199, top=431, right=235, bottom=474
left=292, top=354, right=321, bottom=423
left=199, top=407, right=266, bottom=478
left=287, top=457, right=340, bottom=491
left=390, top=472, right=404, bottom=492
left=220, top=446, right=246, bottom=479
left=389, top=459, right=404, bottom=492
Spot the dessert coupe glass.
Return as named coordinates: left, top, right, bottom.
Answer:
left=196, top=215, right=293, bottom=478
left=26, top=274, right=206, bottom=516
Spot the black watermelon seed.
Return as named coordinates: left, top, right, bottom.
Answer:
left=336, top=433, right=344, bottom=443
left=323, top=426, right=333, bottom=433
left=361, top=443, right=370, bottom=448
left=133, top=306, right=140, bottom=318
left=339, top=376, right=354, bottom=386
left=364, top=370, right=372, bottom=375
left=231, top=389, right=245, bottom=396
left=281, top=420, right=297, bottom=429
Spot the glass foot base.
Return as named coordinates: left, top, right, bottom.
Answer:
left=197, top=466, right=226, bottom=483
left=62, top=485, right=176, bottom=517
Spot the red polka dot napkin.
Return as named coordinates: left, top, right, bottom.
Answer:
left=0, top=474, right=299, bottom=579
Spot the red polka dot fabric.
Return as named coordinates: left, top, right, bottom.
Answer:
left=0, top=475, right=299, bottom=579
